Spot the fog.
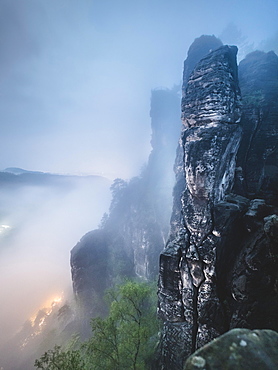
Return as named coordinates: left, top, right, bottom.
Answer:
left=0, top=175, right=111, bottom=346
left=0, top=0, right=277, bottom=360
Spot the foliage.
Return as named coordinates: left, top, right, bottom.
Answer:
left=109, top=178, right=128, bottom=214
left=34, top=345, right=85, bottom=370
left=84, top=280, right=159, bottom=369
left=35, top=281, right=159, bottom=370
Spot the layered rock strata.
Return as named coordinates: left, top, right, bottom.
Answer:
left=222, top=50, right=278, bottom=332
left=236, top=50, right=278, bottom=204
left=158, top=45, right=242, bottom=368
left=158, top=42, right=278, bottom=369
left=170, top=35, right=223, bottom=237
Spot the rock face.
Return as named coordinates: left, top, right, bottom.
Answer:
left=157, top=38, right=278, bottom=369
left=70, top=88, right=180, bottom=328
left=71, top=230, right=110, bottom=322
left=220, top=50, right=278, bottom=332
left=171, top=35, right=223, bottom=238
left=184, top=328, right=278, bottom=370
left=236, top=50, right=278, bottom=204
left=182, top=45, right=241, bottom=127
left=182, top=35, right=223, bottom=87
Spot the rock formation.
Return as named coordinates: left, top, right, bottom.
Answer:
left=184, top=328, right=278, bottom=370
left=170, top=35, right=223, bottom=237
left=70, top=88, right=181, bottom=328
left=236, top=50, right=278, bottom=204
left=69, top=35, right=278, bottom=366
left=157, top=37, right=278, bottom=369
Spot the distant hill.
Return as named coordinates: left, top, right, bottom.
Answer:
left=0, top=168, right=109, bottom=188
left=3, top=167, right=43, bottom=175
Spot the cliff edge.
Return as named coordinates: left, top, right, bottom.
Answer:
left=157, top=38, right=278, bottom=369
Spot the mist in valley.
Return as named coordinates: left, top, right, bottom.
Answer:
left=0, top=0, right=277, bottom=369
left=0, top=173, right=111, bottom=344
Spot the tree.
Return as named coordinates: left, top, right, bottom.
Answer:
left=109, top=178, right=128, bottom=213
left=34, top=345, right=85, bottom=370
left=35, top=281, right=158, bottom=370
left=85, top=280, right=159, bottom=370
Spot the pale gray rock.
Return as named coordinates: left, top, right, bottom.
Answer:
left=184, top=329, right=278, bottom=370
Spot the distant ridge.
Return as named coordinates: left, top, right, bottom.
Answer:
left=0, top=168, right=110, bottom=188
left=3, top=167, right=44, bottom=175
left=2, top=167, right=109, bottom=179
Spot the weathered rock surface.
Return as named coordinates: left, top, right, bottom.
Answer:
left=157, top=39, right=278, bottom=369
left=218, top=51, right=278, bottom=334
left=158, top=44, right=242, bottom=368
left=181, top=45, right=241, bottom=127
left=71, top=230, right=110, bottom=320
left=171, top=35, right=223, bottom=237
left=182, top=35, right=223, bottom=87
left=235, top=50, right=278, bottom=204
left=184, top=328, right=278, bottom=370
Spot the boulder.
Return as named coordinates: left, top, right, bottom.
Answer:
left=184, top=328, right=278, bottom=370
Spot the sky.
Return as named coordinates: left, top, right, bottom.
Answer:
left=0, top=0, right=277, bottom=179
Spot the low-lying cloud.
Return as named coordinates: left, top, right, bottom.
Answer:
left=0, top=175, right=111, bottom=344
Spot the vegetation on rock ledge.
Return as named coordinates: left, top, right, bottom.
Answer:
left=35, top=280, right=159, bottom=370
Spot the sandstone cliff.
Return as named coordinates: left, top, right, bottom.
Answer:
left=157, top=38, right=278, bottom=369
left=70, top=88, right=181, bottom=327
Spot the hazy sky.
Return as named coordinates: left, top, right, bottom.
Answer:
left=0, top=0, right=277, bottom=179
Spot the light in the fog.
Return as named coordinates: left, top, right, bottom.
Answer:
left=0, top=224, right=11, bottom=229
left=51, top=296, right=62, bottom=306
left=0, top=224, right=11, bottom=233
left=47, top=295, right=63, bottom=307
left=29, top=295, right=64, bottom=325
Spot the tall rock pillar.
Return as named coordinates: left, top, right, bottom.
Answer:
left=157, top=45, right=242, bottom=369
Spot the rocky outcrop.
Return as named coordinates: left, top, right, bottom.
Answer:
left=170, top=35, right=223, bottom=237
left=219, top=50, right=278, bottom=332
left=70, top=88, right=180, bottom=327
left=158, top=44, right=242, bottom=368
left=157, top=39, right=278, bottom=369
left=181, top=45, right=241, bottom=127
left=235, top=50, right=278, bottom=204
left=71, top=230, right=110, bottom=321
left=182, top=35, right=223, bottom=86
left=184, top=328, right=278, bottom=370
